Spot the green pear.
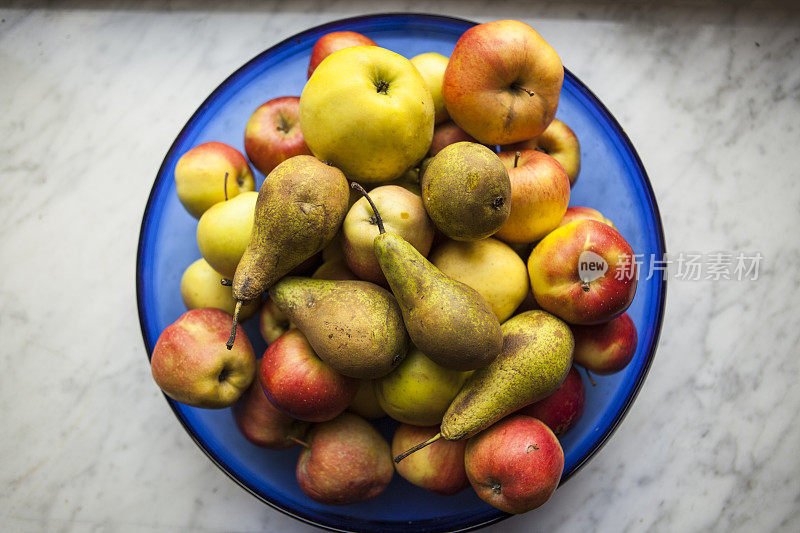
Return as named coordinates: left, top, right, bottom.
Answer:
left=394, top=310, right=573, bottom=463
left=269, top=277, right=409, bottom=379
left=196, top=191, right=257, bottom=278
left=374, top=348, right=472, bottom=426
left=421, top=142, right=510, bottom=241
left=227, top=155, right=349, bottom=348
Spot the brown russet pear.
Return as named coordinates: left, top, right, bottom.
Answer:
left=269, top=277, right=409, bottom=379
left=421, top=142, right=511, bottom=241
left=350, top=183, right=502, bottom=371
left=395, top=310, right=573, bottom=463
left=226, top=155, right=349, bottom=349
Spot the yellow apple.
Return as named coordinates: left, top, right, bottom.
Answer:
left=300, top=46, right=434, bottom=184
left=196, top=191, right=257, bottom=278
left=429, top=238, right=529, bottom=322
left=180, top=258, right=259, bottom=319
left=411, top=52, right=449, bottom=125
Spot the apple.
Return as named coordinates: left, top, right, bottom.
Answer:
left=392, top=424, right=469, bottom=495
left=572, top=312, right=638, bottom=374
left=428, top=120, right=477, bottom=156
left=348, top=380, right=386, bottom=419
left=465, top=415, right=564, bottom=513
left=196, top=191, right=257, bottom=278
left=517, top=365, right=586, bottom=436
left=442, top=20, right=563, bottom=145
left=493, top=150, right=570, bottom=244
left=410, top=52, right=450, bottom=124
left=311, top=258, right=357, bottom=281
left=307, top=31, right=376, bottom=78
left=558, top=206, right=614, bottom=229
left=296, top=413, right=394, bottom=505
left=150, top=308, right=255, bottom=408
left=343, top=185, right=435, bottom=284
left=232, top=379, right=310, bottom=448
left=528, top=219, right=638, bottom=324
left=180, top=258, right=259, bottom=320
left=300, top=46, right=434, bottom=184
left=429, top=238, right=529, bottom=322
left=504, top=119, right=581, bottom=186
left=244, top=96, right=311, bottom=175
left=174, top=142, right=255, bottom=219
left=258, top=296, right=290, bottom=344
left=259, top=328, right=359, bottom=422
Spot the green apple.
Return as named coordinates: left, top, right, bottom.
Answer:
left=300, top=46, right=434, bottom=184
left=196, top=191, right=257, bottom=278
left=411, top=52, right=449, bottom=125
left=180, top=258, right=259, bottom=319
left=374, top=348, right=472, bottom=426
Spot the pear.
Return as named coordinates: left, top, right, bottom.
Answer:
left=196, top=191, right=257, bottom=278
left=350, top=184, right=502, bottom=371
left=374, top=348, right=472, bottom=426
left=226, top=155, right=349, bottom=348
left=269, top=277, right=408, bottom=379
left=421, top=142, right=510, bottom=241
left=394, top=310, right=573, bottom=462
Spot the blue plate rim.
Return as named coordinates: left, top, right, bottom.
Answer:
left=135, top=12, right=667, bottom=533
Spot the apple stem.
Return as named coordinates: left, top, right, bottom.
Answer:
left=394, top=432, right=442, bottom=463
left=223, top=172, right=229, bottom=201
left=511, top=83, right=535, bottom=97
left=220, top=278, right=232, bottom=286
left=290, top=436, right=309, bottom=449
left=514, top=151, right=521, bottom=168
left=584, top=367, right=597, bottom=387
left=581, top=281, right=590, bottom=292
left=226, top=300, right=242, bottom=350
left=350, top=182, right=385, bottom=234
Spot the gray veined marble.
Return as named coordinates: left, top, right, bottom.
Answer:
left=1, top=1, right=799, bottom=532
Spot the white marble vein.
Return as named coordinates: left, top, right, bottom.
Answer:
left=1, top=1, right=799, bottom=532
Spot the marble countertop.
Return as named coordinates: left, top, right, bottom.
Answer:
left=2, top=1, right=799, bottom=531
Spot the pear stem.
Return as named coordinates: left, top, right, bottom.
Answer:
left=584, top=367, right=597, bottom=387
left=223, top=172, right=229, bottom=201
left=514, top=151, right=521, bottom=168
left=350, top=182, right=385, bottom=234
left=394, top=432, right=442, bottom=463
left=511, top=83, right=535, bottom=97
left=290, top=436, right=309, bottom=449
left=226, top=300, right=242, bottom=350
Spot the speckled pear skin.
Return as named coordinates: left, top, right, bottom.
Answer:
left=374, top=232, right=502, bottom=371
left=421, top=142, right=511, bottom=241
left=441, top=310, right=574, bottom=441
left=268, top=277, right=409, bottom=379
left=232, top=155, right=349, bottom=303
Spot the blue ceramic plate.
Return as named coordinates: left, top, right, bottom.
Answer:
left=137, top=13, right=666, bottom=533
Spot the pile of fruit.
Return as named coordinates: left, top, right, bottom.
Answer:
left=150, top=19, right=640, bottom=515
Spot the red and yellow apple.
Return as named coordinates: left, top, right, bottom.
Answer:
left=528, top=219, right=638, bottom=324
left=557, top=206, right=614, bottom=229
left=392, top=424, right=469, bottom=495
left=258, top=296, right=290, bottom=344
left=493, top=150, right=570, bottom=243
left=150, top=308, right=255, bottom=408
left=343, top=185, right=434, bottom=284
left=174, top=142, right=255, bottom=219
left=260, top=329, right=358, bottom=422
left=307, top=31, right=376, bottom=78
left=517, top=365, right=586, bottom=436
left=232, top=379, right=310, bottom=448
left=296, top=413, right=393, bottom=505
left=428, top=120, right=477, bottom=156
left=572, top=312, right=638, bottom=374
left=244, top=96, right=311, bottom=175
left=442, top=20, right=563, bottom=145
left=505, top=119, right=581, bottom=185
left=465, top=415, right=564, bottom=513
left=348, top=380, right=386, bottom=419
